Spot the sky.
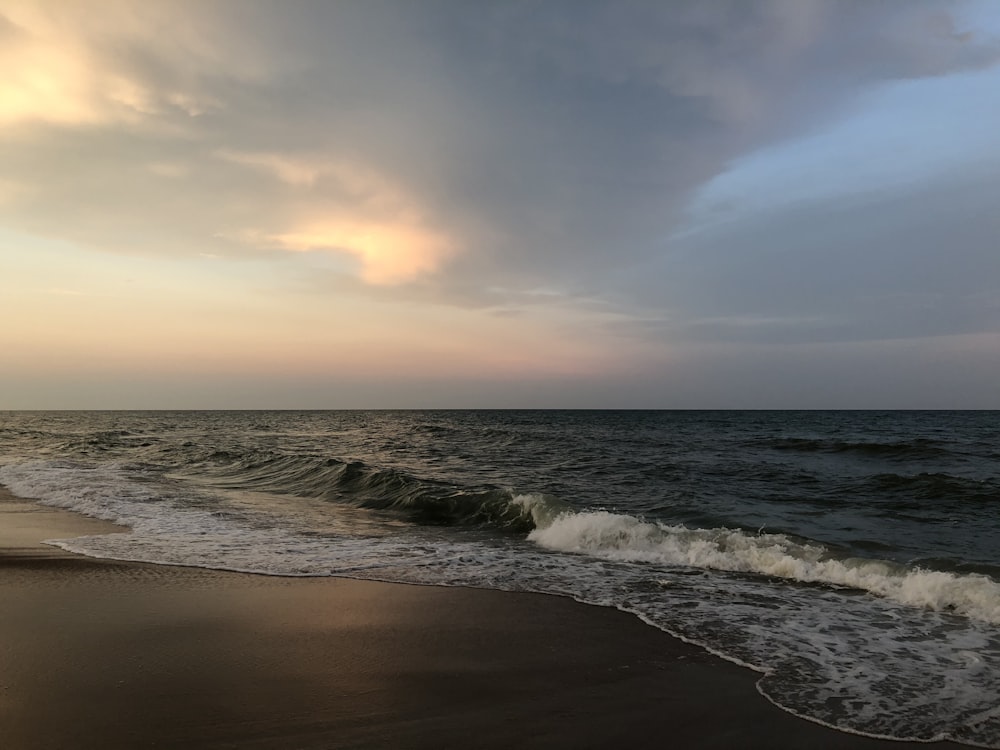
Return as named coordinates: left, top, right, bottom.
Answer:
left=1, top=0, right=999, bottom=409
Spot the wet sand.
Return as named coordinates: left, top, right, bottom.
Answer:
left=0, top=488, right=961, bottom=749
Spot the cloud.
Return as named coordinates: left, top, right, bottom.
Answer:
left=265, top=221, right=453, bottom=286
left=215, top=150, right=327, bottom=188
left=0, top=4, right=106, bottom=126
left=214, top=150, right=458, bottom=283
left=1, top=0, right=998, bottom=307
left=617, top=165, right=1000, bottom=345
left=0, top=1, right=227, bottom=128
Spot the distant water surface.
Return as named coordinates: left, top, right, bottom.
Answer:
left=2, top=410, right=999, bottom=745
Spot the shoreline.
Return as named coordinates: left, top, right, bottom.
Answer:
left=1, top=487, right=962, bottom=749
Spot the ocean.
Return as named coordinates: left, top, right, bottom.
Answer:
left=1, top=410, right=999, bottom=745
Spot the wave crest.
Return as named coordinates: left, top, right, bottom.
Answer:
left=194, top=452, right=570, bottom=532
left=529, top=510, right=1000, bottom=623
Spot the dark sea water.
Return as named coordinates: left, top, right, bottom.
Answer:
left=2, top=410, right=999, bottom=745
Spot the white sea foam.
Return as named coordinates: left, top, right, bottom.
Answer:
left=511, top=492, right=567, bottom=528
left=0, top=460, right=465, bottom=577
left=529, top=510, right=1000, bottom=624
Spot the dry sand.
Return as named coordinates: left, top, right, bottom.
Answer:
left=0, top=488, right=961, bottom=749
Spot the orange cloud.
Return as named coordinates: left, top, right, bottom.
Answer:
left=0, top=2, right=221, bottom=128
left=0, top=5, right=102, bottom=126
left=216, top=151, right=458, bottom=284
left=270, top=220, right=453, bottom=285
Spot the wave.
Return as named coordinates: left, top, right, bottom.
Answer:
left=868, top=472, right=998, bottom=503
left=766, top=437, right=951, bottom=460
left=528, top=510, right=1000, bottom=624
left=192, top=451, right=569, bottom=532
left=8, top=446, right=1000, bottom=626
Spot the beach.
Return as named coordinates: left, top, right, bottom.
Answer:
left=0, top=487, right=963, bottom=750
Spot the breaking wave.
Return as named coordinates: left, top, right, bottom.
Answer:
left=190, top=451, right=570, bottom=532
left=529, top=510, right=1000, bottom=624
